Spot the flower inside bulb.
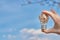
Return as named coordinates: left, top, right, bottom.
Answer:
left=39, top=14, right=49, bottom=24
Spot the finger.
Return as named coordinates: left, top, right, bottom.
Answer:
left=42, top=10, right=55, bottom=17
left=50, top=8, right=57, bottom=15
left=42, top=10, right=58, bottom=23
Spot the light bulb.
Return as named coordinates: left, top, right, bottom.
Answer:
left=39, top=13, right=49, bottom=30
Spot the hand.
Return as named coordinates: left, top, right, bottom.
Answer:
left=41, top=9, right=60, bottom=34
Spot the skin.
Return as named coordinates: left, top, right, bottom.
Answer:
left=40, top=9, right=60, bottom=35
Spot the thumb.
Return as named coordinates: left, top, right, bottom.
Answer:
left=42, top=28, right=55, bottom=33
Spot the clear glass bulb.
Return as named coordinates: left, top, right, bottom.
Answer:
left=39, top=14, right=49, bottom=30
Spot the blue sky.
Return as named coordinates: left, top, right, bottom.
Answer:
left=0, top=0, right=60, bottom=40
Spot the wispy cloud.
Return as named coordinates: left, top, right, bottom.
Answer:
left=0, top=28, right=16, bottom=33
left=2, top=34, right=16, bottom=40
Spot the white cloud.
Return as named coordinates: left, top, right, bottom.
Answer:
left=28, top=37, right=49, bottom=40
left=19, top=28, right=52, bottom=40
left=20, top=28, right=47, bottom=35
left=19, top=28, right=60, bottom=40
